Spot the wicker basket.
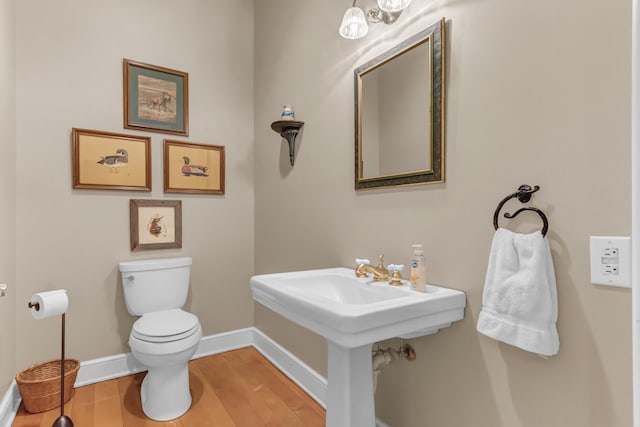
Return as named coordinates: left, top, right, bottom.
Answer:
left=16, top=359, right=79, bottom=414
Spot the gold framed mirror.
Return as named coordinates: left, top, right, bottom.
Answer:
left=355, top=18, right=445, bottom=190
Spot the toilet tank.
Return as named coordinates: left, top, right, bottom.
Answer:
left=119, top=257, right=192, bottom=316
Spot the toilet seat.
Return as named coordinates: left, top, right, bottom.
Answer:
left=132, top=309, right=200, bottom=343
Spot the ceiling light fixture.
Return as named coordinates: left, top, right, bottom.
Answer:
left=339, top=0, right=412, bottom=39
left=339, top=2, right=369, bottom=39
left=377, top=0, right=412, bottom=13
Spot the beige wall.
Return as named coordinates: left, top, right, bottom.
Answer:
left=0, top=0, right=16, bottom=391
left=254, top=1, right=632, bottom=426
left=12, top=0, right=254, bottom=367
left=1, top=0, right=634, bottom=425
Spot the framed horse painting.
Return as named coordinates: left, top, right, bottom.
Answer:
left=123, top=59, right=189, bottom=136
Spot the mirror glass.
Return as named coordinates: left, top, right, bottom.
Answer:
left=355, top=19, right=445, bottom=190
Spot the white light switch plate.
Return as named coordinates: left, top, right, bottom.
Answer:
left=589, top=236, right=631, bottom=288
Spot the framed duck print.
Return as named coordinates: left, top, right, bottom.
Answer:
left=71, top=128, right=151, bottom=191
left=123, top=59, right=189, bottom=136
left=163, top=140, right=225, bottom=194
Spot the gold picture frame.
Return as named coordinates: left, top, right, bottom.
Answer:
left=163, top=140, right=225, bottom=194
left=130, top=199, right=182, bottom=251
left=123, top=59, right=189, bottom=136
left=72, top=128, right=151, bottom=191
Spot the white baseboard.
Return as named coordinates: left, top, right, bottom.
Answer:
left=0, top=380, right=20, bottom=427
left=251, top=328, right=327, bottom=408
left=1, top=327, right=389, bottom=427
left=75, top=327, right=255, bottom=387
left=196, top=327, right=255, bottom=359
left=75, top=352, right=145, bottom=387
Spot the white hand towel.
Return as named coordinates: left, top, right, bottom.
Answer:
left=477, top=228, right=559, bottom=356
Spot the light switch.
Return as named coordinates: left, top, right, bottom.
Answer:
left=590, top=236, right=631, bottom=288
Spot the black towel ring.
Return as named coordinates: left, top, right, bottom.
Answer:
left=493, top=185, right=549, bottom=236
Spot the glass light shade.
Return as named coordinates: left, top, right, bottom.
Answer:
left=339, top=7, right=369, bottom=39
left=377, top=0, right=412, bottom=12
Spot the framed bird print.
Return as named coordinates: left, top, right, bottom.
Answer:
left=72, top=128, right=151, bottom=191
left=130, top=199, right=182, bottom=251
left=124, top=59, right=189, bottom=136
left=163, top=140, right=225, bottom=194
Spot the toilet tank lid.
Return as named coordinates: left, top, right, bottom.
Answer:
left=119, top=257, right=192, bottom=273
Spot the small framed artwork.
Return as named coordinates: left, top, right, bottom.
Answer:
left=130, top=199, right=182, bottom=251
left=123, top=59, right=189, bottom=136
left=72, top=128, right=151, bottom=191
left=163, top=140, right=225, bottom=194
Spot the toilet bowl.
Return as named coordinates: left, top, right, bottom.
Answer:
left=129, top=308, right=202, bottom=421
left=119, top=257, right=201, bottom=421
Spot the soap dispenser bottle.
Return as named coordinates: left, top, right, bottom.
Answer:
left=410, top=244, right=427, bottom=292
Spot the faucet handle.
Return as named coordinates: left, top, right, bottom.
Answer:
left=388, top=264, right=404, bottom=286
left=355, top=258, right=370, bottom=266
left=388, top=264, right=404, bottom=272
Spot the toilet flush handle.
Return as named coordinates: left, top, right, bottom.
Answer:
left=125, top=275, right=134, bottom=281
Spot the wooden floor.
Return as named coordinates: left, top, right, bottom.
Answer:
left=12, top=347, right=325, bottom=426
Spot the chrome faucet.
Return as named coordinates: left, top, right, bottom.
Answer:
left=355, top=254, right=389, bottom=281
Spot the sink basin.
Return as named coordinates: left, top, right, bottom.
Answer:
left=251, top=267, right=466, bottom=427
left=251, top=267, right=466, bottom=348
left=278, top=273, right=407, bottom=304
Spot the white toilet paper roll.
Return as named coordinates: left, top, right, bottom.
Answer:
left=30, top=290, right=68, bottom=320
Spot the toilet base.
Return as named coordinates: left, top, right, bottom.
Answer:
left=140, top=363, right=192, bottom=421
left=128, top=316, right=202, bottom=421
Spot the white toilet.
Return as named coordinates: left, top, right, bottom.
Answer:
left=118, top=257, right=202, bottom=421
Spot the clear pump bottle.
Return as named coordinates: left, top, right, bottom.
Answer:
left=410, top=244, right=427, bottom=292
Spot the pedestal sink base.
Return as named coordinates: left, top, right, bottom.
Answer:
left=326, top=342, right=375, bottom=427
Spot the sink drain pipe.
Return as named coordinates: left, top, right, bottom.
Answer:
left=372, top=343, right=416, bottom=392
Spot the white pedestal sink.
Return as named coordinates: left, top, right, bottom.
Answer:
left=250, top=267, right=466, bottom=427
